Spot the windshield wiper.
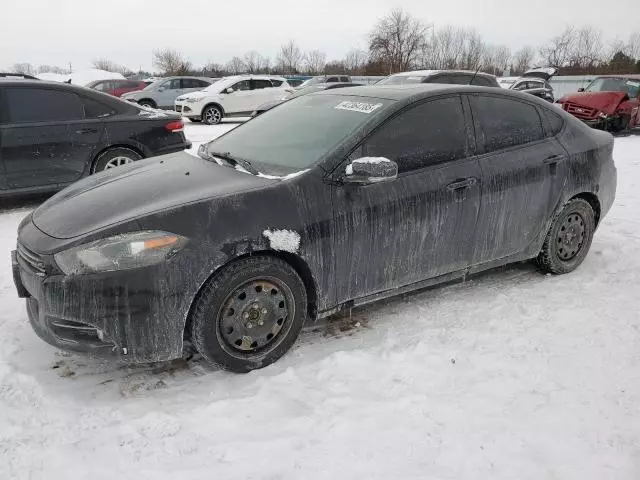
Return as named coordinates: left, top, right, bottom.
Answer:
left=199, top=147, right=260, bottom=175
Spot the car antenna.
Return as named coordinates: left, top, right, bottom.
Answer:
left=468, top=65, right=482, bottom=85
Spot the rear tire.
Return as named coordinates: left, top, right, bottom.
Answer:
left=191, top=256, right=307, bottom=373
left=91, top=147, right=142, bottom=173
left=536, top=198, right=596, bottom=274
left=202, top=105, right=223, bottom=125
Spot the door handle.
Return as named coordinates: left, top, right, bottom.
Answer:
left=446, top=177, right=477, bottom=191
left=544, top=154, right=565, bottom=164
left=75, top=128, right=98, bottom=135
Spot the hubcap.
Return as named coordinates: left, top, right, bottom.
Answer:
left=556, top=213, right=586, bottom=260
left=103, top=156, right=134, bottom=170
left=205, top=108, right=221, bottom=124
left=218, top=279, right=290, bottom=352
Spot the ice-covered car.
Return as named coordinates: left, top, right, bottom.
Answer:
left=557, top=75, right=640, bottom=132
left=174, top=75, right=291, bottom=124
left=13, top=85, right=616, bottom=373
left=508, top=67, right=557, bottom=103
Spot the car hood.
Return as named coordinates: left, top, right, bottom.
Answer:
left=179, top=91, right=211, bottom=101
left=32, top=152, right=275, bottom=239
left=559, top=91, right=630, bottom=115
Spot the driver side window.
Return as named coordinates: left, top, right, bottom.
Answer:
left=361, top=96, right=468, bottom=174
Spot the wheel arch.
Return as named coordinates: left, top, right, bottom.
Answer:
left=570, top=192, right=601, bottom=226
left=183, top=251, right=319, bottom=340
left=137, top=98, right=157, bottom=107
left=202, top=102, right=225, bottom=115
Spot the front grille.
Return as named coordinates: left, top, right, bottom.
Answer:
left=17, top=243, right=45, bottom=274
left=564, top=102, right=598, bottom=120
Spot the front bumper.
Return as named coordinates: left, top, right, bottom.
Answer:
left=175, top=100, right=205, bottom=118
left=12, top=242, right=195, bottom=363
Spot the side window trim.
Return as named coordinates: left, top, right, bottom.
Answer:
left=339, top=94, right=471, bottom=178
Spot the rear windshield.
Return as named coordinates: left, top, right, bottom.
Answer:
left=377, top=75, right=426, bottom=85
left=205, top=94, right=394, bottom=173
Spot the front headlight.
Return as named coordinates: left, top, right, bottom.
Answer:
left=185, top=97, right=200, bottom=103
left=54, top=231, right=188, bottom=275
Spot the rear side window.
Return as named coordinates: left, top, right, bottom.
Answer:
left=326, top=77, right=339, bottom=83
left=123, top=81, right=142, bottom=89
left=471, top=95, right=545, bottom=152
left=6, top=88, right=85, bottom=123
left=542, top=108, right=564, bottom=136
left=271, top=79, right=283, bottom=87
left=340, top=76, right=350, bottom=82
left=252, top=79, right=272, bottom=89
left=363, top=96, right=468, bottom=173
left=82, top=96, right=117, bottom=118
left=471, top=76, right=493, bottom=87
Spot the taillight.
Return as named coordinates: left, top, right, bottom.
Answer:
left=165, top=120, right=184, bottom=132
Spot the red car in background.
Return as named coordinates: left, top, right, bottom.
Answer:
left=86, top=79, right=150, bottom=97
left=557, top=75, right=640, bottom=133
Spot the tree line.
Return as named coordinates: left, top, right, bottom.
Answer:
left=11, top=9, right=640, bottom=79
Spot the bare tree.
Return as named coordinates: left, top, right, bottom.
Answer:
left=512, top=46, right=535, bottom=75
left=482, top=45, right=511, bottom=75
left=343, top=49, right=368, bottom=75
left=12, top=63, right=36, bottom=76
left=422, top=26, right=467, bottom=69
left=325, top=60, right=347, bottom=74
left=202, top=62, right=226, bottom=77
left=243, top=51, right=270, bottom=73
left=571, top=26, right=604, bottom=68
left=152, top=48, right=192, bottom=75
left=226, top=56, right=246, bottom=75
left=369, top=8, right=427, bottom=73
left=540, top=27, right=576, bottom=68
left=626, top=32, right=640, bottom=60
left=36, top=64, right=70, bottom=74
left=276, top=40, right=304, bottom=74
left=304, top=50, right=327, bottom=74
left=92, top=58, right=132, bottom=76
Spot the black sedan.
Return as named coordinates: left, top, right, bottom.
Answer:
left=12, top=85, right=617, bottom=373
left=0, top=79, right=190, bottom=196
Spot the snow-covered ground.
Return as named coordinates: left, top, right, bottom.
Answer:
left=1, top=126, right=639, bottom=480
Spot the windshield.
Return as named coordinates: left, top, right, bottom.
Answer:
left=377, top=75, right=426, bottom=85
left=205, top=94, right=393, bottom=174
left=585, top=77, right=640, bottom=97
left=299, top=76, right=325, bottom=87
left=203, top=78, right=229, bottom=93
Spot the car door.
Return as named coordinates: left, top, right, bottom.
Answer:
left=468, top=94, right=568, bottom=264
left=332, top=95, right=482, bottom=302
left=0, top=86, right=91, bottom=189
left=251, top=79, right=282, bottom=106
left=155, top=78, right=184, bottom=108
left=221, top=80, right=252, bottom=113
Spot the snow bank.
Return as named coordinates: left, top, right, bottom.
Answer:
left=262, top=229, right=301, bottom=253
left=37, top=69, right=125, bottom=86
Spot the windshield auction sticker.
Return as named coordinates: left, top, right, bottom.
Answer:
left=335, top=101, right=383, bottom=114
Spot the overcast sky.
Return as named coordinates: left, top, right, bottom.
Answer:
left=1, top=0, right=638, bottom=72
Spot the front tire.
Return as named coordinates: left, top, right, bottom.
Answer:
left=138, top=99, right=157, bottom=109
left=536, top=198, right=596, bottom=274
left=91, top=147, right=142, bottom=173
left=191, top=257, right=307, bottom=373
left=202, top=105, right=223, bottom=125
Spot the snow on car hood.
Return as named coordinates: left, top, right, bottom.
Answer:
left=32, top=152, right=276, bottom=239
left=559, top=91, right=631, bottom=116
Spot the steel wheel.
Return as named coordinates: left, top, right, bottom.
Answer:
left=203, top=106, right=222, bottom=125
left=216, top=277, right=293, bottom=354
left=103, top=156, right=135, bottom=170
left=556, top=213, right=586, bottom=261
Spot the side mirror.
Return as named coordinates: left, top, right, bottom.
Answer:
left=343, top=157, right=398, bottom=185
left=578, top=88, right=585, bottom=92
left=224, top=87, right=234, bottom=94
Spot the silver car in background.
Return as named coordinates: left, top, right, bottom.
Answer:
left=121, top=76, right=217, bottom=109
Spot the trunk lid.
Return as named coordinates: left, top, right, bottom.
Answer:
left=522, top=67, right=558, bottom=81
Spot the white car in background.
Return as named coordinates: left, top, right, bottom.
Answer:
left=175, top=75, right=292, bottom=124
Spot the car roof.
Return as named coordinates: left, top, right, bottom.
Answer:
left=389, top=69, right=496, bottom=79
left=313, top=83, right=538, bottom=101
left=592, top=74, right=640, bottom=80
left=0, top=79, right=68, bottom=87
left=224, top=74, right=287, bottom=81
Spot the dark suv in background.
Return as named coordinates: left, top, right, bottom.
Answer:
left=0, top=79, right=189, bottom=197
